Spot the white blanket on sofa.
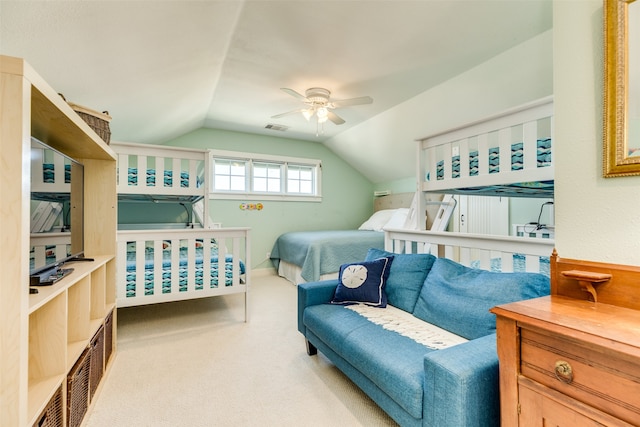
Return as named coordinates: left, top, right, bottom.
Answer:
left=346, top=304, right=468, bottom=350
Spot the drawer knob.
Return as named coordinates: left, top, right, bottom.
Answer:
left=554, top=360, right=573, bottom=384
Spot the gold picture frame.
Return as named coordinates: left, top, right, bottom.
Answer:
left=604, top=0, right=639, bottom=177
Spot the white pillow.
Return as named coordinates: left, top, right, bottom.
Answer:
left=358, top=209, right=398, bottom=232
left=382, top=208, right=410, bottom=230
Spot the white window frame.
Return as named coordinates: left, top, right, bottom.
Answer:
left=209, top=149, right=322, bottom=202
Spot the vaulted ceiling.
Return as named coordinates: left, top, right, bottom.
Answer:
left=1, top=0, right=552, bottom=179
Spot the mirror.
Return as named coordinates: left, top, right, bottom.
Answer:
left=604, top=0, right=640, bottom=177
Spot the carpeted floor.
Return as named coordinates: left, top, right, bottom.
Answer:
left=84, top=271, right=398, bottom=427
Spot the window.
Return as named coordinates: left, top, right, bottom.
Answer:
left=213, top=159, right=247, bottom=191
left=253, top=162, right=281, bottom=193
left=209, top=150, right=321, bottom=201
left=287, top=165, right=314, bottom=194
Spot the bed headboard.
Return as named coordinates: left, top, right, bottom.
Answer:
left=374, top=192, right=414, bottom=211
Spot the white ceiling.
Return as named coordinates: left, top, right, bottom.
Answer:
left=1, top=0, right=552, bottom=175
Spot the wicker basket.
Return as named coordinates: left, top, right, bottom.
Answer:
left=104, top=309, right=114, bottom=364
left=33, top=385, right=63, bottom=427
left=67, top=348, right=90, bottom=427
left=59, top=94, right=111, bottom=144
left=89, top=325, right=104, bottom=402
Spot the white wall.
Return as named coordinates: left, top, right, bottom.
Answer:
left=554, top=0, right=640, bottom=264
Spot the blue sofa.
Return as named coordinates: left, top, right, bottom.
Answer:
left=297, top=248, right=550, bottom=427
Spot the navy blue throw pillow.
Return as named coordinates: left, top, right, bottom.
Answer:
left=331, top=256, right=394, bottom=307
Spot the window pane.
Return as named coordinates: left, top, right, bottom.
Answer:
left=289, top=181, right=300, bottom=193
left=268, top=167, right=281, bottom=178
left=215, top=175, right=230, bottom=190
left=231, top=163, right=245, bottom=175
left=267, top=180, right=280, bottom=192
left=300, top=181, right=312, bottom=193
left=254, top=178, right=266, bottom=192
left=230, top=176, right=245, bottom=190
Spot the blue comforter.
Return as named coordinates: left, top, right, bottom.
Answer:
left=270, top=230, right=385, bottom=282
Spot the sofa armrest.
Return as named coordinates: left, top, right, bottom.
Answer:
left=423, top=333, right=499, bottom=427
left=297, top=280, right=339, bottom=335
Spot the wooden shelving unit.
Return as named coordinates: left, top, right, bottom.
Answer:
left=1, top=55, right=117, bottom=427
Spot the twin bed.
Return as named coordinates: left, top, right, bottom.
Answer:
left=273, top=96, right=555, bottom=282
left=270, top=193, right=416, bottom=285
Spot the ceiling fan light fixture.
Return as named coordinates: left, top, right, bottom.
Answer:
left=302, top=109, right=314, bottom=121
left=316, top=107, right=328, bottom=123
left=275, top=87, right=372, bottom=136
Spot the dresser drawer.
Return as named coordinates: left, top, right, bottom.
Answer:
left=520, top=327, right=640, bottom=425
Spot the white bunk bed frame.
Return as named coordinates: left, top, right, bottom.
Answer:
left=416, top=96, right=554, bottom=229
left=110, top=141, right=250, bottom=318
left=388, top=97, right=555, bottom=275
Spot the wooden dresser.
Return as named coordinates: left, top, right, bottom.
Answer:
left=491, top=251, right=640, bottom=426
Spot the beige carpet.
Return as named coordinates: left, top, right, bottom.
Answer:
left=84, top=272, right=398, bottom=427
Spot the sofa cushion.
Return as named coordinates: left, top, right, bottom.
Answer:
left=412, top=257, right=550, bottom=340
left=331, top=256, right=393, bottom=307
left=365, top=248, right=436, bottom=313
left=304, top=303, right=435, bottom=419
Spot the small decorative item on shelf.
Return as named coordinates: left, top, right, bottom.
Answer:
left=58, top=93, right=112, bottom=144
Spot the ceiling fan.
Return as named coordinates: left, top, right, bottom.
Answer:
left=272, top=87, right=373, bottom=135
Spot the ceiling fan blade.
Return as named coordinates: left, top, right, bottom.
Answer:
left=330, top=96, right=373, bottom=108
left=271, top=108, right=305, bottom=119
left=281, top=88, right=308, bottom=101
left=327, top=111, right=345, bottom=125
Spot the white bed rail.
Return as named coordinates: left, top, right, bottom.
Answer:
left=385, top=228, right=554, bottom=274
left=116, top=227, right=251, bottom=320
left=417, top=96, right=554, bottom=193
left=112, top=141, right=208, bottom=197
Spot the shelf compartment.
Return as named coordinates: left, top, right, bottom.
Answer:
left=105, top=259, right=116, bottom=306
left=28, top=289, right=66, bottom=423
left=67, top=276, right=91, bottom=342
left=90, top=265, right=106, bottom=320
left=32, top=384, right=63, bottom=427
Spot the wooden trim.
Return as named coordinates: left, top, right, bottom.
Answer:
left=551, top=252, right=640, bottom=309
left=495, top=316, right=520, bottom=427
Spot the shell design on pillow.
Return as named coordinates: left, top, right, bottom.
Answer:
left=341, top=264, right=369, bottom=288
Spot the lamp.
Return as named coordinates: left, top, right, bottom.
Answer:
left=302, top=109, right=314, bottom=121
left=316, top=107, right=328, bottom=123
